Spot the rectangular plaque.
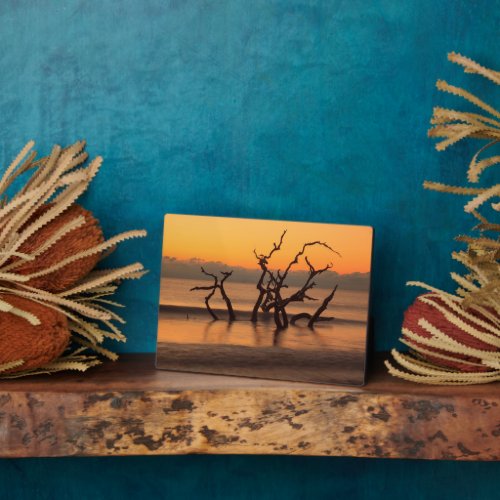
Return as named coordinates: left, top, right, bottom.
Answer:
left=156, top=214, right=372, bottom=385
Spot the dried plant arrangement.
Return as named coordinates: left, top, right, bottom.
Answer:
left=386, top=53, right=500, bottom=385
left=0, top=141, right=147, bottom=378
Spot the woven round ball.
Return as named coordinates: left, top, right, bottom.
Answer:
left=403, top=293, right=497, bottom=372
left=0, top=295, right=70, bottom=373
left=15, top=204, right=104, bottom=293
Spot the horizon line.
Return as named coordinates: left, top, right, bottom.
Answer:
left=163, top=255, right=370, bottom=277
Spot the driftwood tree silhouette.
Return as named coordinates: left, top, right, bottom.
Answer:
left=262, top=241, right=341, bottom=329
left=251, top=229, right=287, bottom=323
left=190, top=267, right=236, bottom=321
left=189, top=230, right=340, bottom=331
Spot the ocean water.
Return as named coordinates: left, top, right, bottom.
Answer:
left=157, top=311, right=367, bottom=351
left=157, top=277, right=369, bottom=383
left=160, top=277, right=369, bottom=323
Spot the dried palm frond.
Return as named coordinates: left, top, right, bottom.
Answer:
left=0, top=141, right=147, bottom=377
left=386, top=53, right=500, bottom=384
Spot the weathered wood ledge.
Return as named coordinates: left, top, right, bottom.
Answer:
left=0, top=354, right=498, bottom=460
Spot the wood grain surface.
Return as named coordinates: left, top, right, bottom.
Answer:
left=0, top=354, right=498, bottom=460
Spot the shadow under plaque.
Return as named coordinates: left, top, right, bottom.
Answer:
left=156, top=214, right=373, bottom=385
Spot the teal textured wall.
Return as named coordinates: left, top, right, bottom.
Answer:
left=1, top=456, right=499, bottom=500
left=0, top=1, right=498, bottom=499
left=1, top=0, right=497, bottom=353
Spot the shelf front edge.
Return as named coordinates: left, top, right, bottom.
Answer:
left=0, top=354, right=498, bottom=460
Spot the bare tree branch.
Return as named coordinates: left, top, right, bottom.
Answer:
left=307, top=285, right=338, bottom=328
left=254, top=229, right=287, bottom=261
left=266, top=258, right=333, bottom=312
left=290, top=285, right=338, bottom=328
left=190, top=266, right=219, bottom=320
left=190, top=267, right=236, bottom=321
left=200, top=267, right=218, bottom=280
left=220, top=270, right=236, bottom=321
left=280, top=241, right=340, bottom=285
left=251, top=230, right=287, bottom=322
left=264, top=242, right=338, bottom=329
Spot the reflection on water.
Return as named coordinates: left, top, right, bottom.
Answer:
left=158, top=312, right=366, bottom=352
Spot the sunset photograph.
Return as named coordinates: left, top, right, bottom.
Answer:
left=157, top=214, right=373, bottom=385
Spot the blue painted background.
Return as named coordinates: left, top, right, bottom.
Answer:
left=0, top=1, right=498, bottom=499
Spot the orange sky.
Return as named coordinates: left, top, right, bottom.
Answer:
left=163, top=215, right=372, bottom=275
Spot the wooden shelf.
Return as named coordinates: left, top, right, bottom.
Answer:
left=0, top=354, right=498, bottom=460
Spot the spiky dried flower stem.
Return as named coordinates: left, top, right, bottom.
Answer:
left=0, top=141, right=147, bottom=377
left=386, top=53, right=500, bottom=385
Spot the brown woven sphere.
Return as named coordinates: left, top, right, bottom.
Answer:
left=15, top=203, right=104, bottom=292
left=403, top=293, right=497, bottom=372
left=0, top=295, right=70, bottom=373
